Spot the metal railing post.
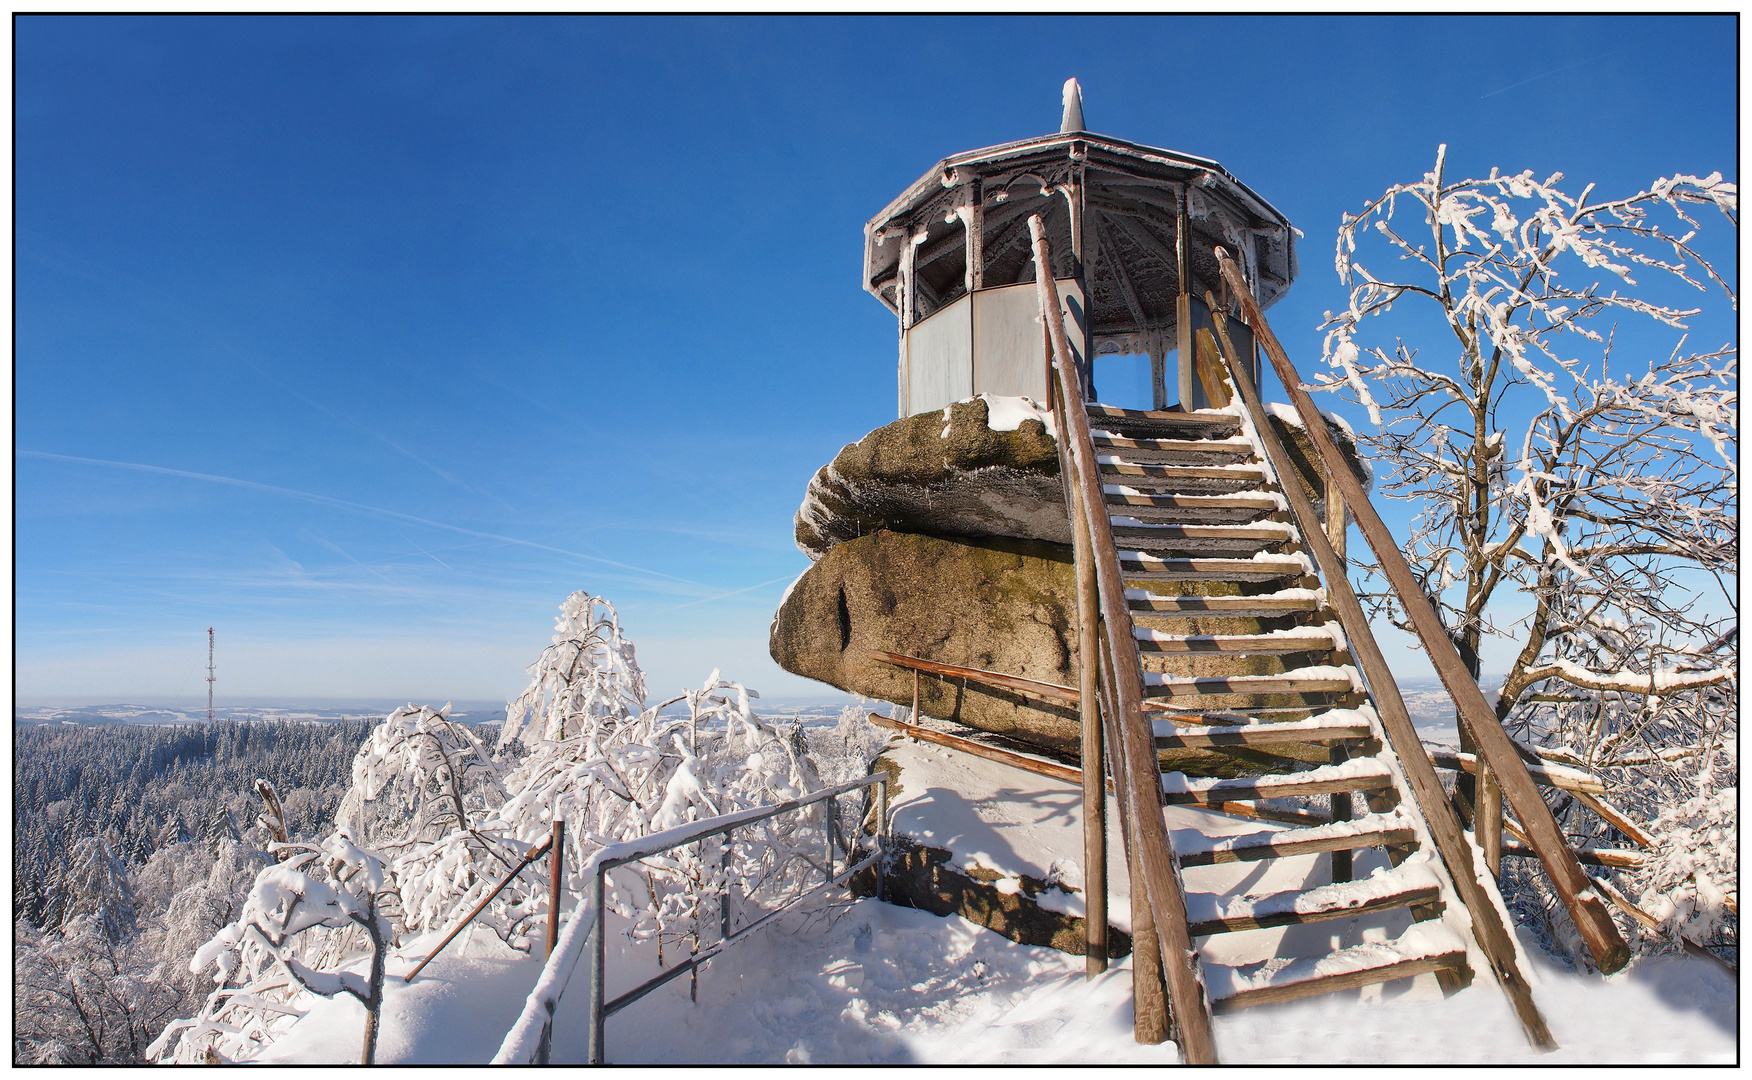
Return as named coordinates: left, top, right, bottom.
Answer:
left=588, top=866, right=606, bottom=1064
left=875, top=778, right=889, bottom=901
left=546, top=819, right=565, bottom=959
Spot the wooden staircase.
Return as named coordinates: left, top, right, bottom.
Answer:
left=1084, top=402, right=1477, bottom=1017
left=1005, top=215, right=1626, bottom=1061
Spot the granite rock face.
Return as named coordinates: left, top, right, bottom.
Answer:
left=794, top=396, right=1068, bottom=560
left=771, top=529, right=1084, bottom=756
left=793, top=397, right=1369, bottom=561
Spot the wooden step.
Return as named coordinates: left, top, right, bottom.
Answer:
left=1102, top=490, right=1279, bottom=525
left=1206, top=925, right=1470, bottom=1013
left=1119, top=555, right=1308, bottom=583
left=1152, top=715, right=1372, bottom=749
left=1142, top=669, right=1357, bottom=698
left=1089, top=434, right=1254, bottom=466
left=1134, top=627, right=1336, bottom=654
left=1126, top=590, right=1322, bottom=618
left=1174, top=811, right=1418, bottom=867
left=1161, top=758, right=1392, bottom=804
left=1111, top=530, right=1287, bottom=560
left=1185, top=861, right=1444, bottom=936
left=1099, top=461, right=1266, bottom=483
left=1085, top=404, right=1240, bottom=439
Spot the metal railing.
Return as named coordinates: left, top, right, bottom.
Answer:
left=493, top=773, right=890, bottom=1065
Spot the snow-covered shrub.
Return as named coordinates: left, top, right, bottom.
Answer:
left=1632, top=738, right=1737, bottom=953
left=338, top=703, right=511, bottom=940
left=151, top=830, right=395, bottom=1064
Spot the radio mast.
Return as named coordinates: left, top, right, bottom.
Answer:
left=206, top=628, right=216, bottom=723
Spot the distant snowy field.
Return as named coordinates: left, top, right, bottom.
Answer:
left=12, top=694, right=867, bottom=729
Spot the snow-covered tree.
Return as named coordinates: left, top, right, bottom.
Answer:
left=152, top=830, right=395, bottom=1064
left=15, top=914, right=179, bottom=1064
left=1317, top=145, right=1736, bottom=952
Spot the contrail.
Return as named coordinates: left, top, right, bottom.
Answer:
left=663, top=575, right=796, bottom=613
left=1480, top=55, right=1604, bottom=100
left=21, top=450, right=709, bottom=591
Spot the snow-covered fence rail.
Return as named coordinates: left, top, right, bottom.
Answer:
left=492, top=773, right=889, bottom=1065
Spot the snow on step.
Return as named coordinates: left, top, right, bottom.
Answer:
left=1204, top=922, right=1469, bottom=1005
left=1135, top=623, right=1336, bottom=649
left=1142, top=664, right=1361, bottom=692
left=1109, top=517, right=1294, bottom=536
left=1183, top=852, right=1443, bottom=932
left=1152, top=714, right=1371, bottom=748
left=1090, top=430, right=1254, bottom=450
left=1161, top=757, right=1391, bottom=796
left=1173, top=809, right=1416, bottom=863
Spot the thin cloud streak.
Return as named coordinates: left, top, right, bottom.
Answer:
left=20, top=450, right=714, bottom=593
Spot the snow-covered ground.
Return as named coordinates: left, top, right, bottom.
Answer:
left=249, top=739, right=1735, bottom=1064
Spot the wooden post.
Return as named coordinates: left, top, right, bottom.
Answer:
left=1214, top=247, right=1629, bottom=978
left=546, top=820, right=565, bottom=959
left=1062, top=388, right=1109, bottom=977
left=1031, top=216, right=1217, bottom=1064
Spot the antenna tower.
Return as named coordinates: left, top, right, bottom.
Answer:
left=206, top=628, right=216, bottom=723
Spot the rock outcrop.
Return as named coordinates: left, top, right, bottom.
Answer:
left=772, top=529, right=1084, bottom=756
left=794, top=396, right=1067, bottom=560
left=794, top=396, right=1368, bottom=561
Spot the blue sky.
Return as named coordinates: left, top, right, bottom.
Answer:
left=16, top=15, right=1737, bottom=705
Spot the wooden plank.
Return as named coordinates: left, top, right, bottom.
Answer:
left=1092, top=435, right=1252, bottom=455
left=867, top=650, right=1080, bottom=706
left=1110, top=524, right=1289, bottom=542
left=1572, top=790, right=1655, bottom=849
left=1188, top=885, right=1441, bottom=937
left=866, top=712, right=1084, bottom=786
left=1145, top=674, right=1355, bottom=697
left=1155, top=722, right=1371, bottom=749
left=1217, top=249, right=1628, bottom=979
left=1062, top=391, right=1110, bottom=977
left=1086, top=403, right=1238, bottom=428
left=1500, top=842, right=1643, bottom=871
left=1127, top=595, right=1320, bottom=616
left=1200, top=281, right=1558, bottom=1049
left=1427, top=747, right=1607, bottom=794
left=1103, top=492, right=1279, bottom=509
left=1099, top=462, right=1266, bottom=481
left=1135, top=632, right=1334, bottom=655
left=1180, top=825, right=1417, bottom=867
left=1034, top=217, right=1218, bottom=1064
left=1163, top=772, right=1393, bottom=805
left=1210, top=952, right=1468, bottom=1014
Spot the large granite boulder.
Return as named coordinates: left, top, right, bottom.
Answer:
left=794, top=396, right=1068, bottom=560
left=772, top=529, right=1084, bottom=755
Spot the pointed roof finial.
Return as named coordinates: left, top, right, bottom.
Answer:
left=1060, top=78, right=1085, bottom=133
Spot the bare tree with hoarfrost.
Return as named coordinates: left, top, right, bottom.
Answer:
left=1316, top=145, right=1736, bottom=957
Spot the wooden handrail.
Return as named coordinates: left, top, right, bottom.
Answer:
left=404, top=833, right=554, bottom=983
left=1030, top=215, right=1218, bottom=1064
left=868, top=650, right=1079, bottom=704
left=1213, top=246, right=1630, bottom=977
left=1202, top=294, right=1555, bottom=1050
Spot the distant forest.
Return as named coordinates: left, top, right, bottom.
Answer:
left=14, top=720, right=373, bottom=928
